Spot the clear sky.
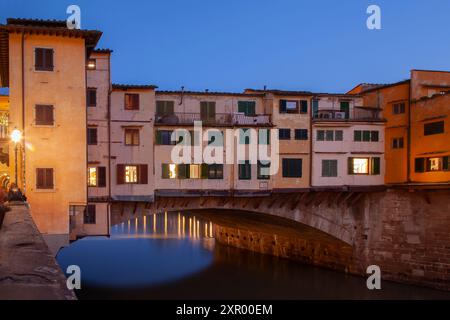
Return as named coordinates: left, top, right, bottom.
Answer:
left=1, top=0, right=450, bottom=93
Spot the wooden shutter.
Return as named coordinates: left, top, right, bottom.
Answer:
left=139, top=165, right=148, bottom=184
left=133, top=94, right=140, bottom=110
left=178, top=164, right=187, bottom=179
left=415, top=158, right=425, bottom=173
left=348, top=158, right=354, bottom=175
left=443, top=156, right=449, bottom=171
left=98, top=167, right=106, bottom=187
left=201, top=164, right=209, bottom=179
left=116, top=164, right=125, bottom=184
left=162, top=164, right=169, bottom=179
left=35, top=48, right=44, bottom=69
left=300, top=100, right=308, bottom=113
left=279, top=100, right=287, bottom=113
left=44, top=49, right=54, bottom=70
left=371, top=157, right=380, bottom=175
left=87, top=89, right=97, bottom=106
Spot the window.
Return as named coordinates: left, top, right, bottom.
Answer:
left=317, top=130, right=325, bottom=141
left=35, top=48, right=54, bottom=71
left=125, top=128, right=140, bottom=146
left=238, top=161, right=252, bottom=180
left=427, top=158, right=442, bottom=171
left=295, top=129, right=308, bottom=140
left=189, top=164, right=201, bottom=179
left=257, top=161, right=270, bottom=180
left=238, top=101, right=256, bottom=116
left=444, top=156, right=450, bottom=171
left=156, top=101, right=175, bottom=116
left=36, top=168, right=54, bottom=189
left=354, top=130, right=379, bottom=142
left=88, top=167, right=106, bottom=187
left=259, top=129, right=270, bottom=145
left=208, top=164, right=224, bottom=179
left=84, top=205, right=96, bottom=224
left=335, top=130, right=343, bottom=141
left=87, top=88, right=97, bottom=107
left=325, top=130, right=334, bottom=141
left=162, top=164, right=177, bottom=179
left=87, top=128, right=98, bottom=145
left=393, top=102, right=406, bottom=115
left=340, top=101, right=350, bottom=119
left=88, top=167, right=97, bottom=187
left=424, top=121, right=444, bottom=136
left=86, top=59, right=96, bottom=70
left=279, top=128, right=291, bottom=140
left=282, top=159, right=302, bottom=178
left=349, top=158, right=369, bottom=174
left=279, top=100, right=298, bottom=113
left=322, top=160, right=338, bottom=177
left=200, top=101, right=216, bottom=122
left=317, top=130, right=342, bottom=141
left=125, top=165, right=138, bottom=183
left=348, top=157, right=380, bottom=175
left=392, top=137, right=404, bottom=149
left=35, top=105, right=54, bottom=126
left=117, top=164, right=148, bottom=184
left=125, top=93, right=140, bottom=110
left=239, top=128, right=251, bottom=144
left=156, top=130, right=175, bottom=145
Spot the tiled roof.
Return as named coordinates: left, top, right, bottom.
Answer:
left=112, top=84, right=158, bottom=90
left=355, top=80, right=410, bottom=94
left=93, top=48, right=113, bottom=54
left=157, top=90, right=264, bottom=97
left=245, top=88, right=314, bottom=96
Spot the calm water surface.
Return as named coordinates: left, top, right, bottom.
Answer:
left=57, top=212, right=450, bottom=300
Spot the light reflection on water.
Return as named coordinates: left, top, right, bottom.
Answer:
left=57, top=212, right=215, bottom=289
left=57, top=211, right=450, bottom=300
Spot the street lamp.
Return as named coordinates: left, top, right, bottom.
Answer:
left=10, top=128, right=22, bottom=185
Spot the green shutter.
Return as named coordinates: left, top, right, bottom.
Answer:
left=201, top=164, right=209, bottom=179
left=443, top=156, right=449, bottom=171
left=162, top=164, right=169, bottom=179
left=354, top=131, right=362, bottom=142
left=280, top=100, right=287, bottom=113
left=371, top=157, right=380, bottom=175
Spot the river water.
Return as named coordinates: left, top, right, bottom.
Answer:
left=57, top=211, right=450, bottom=300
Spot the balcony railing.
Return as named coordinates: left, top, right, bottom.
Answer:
left=313, top=107, right=382, bottom=121
left=155, top=112, right=272, bottom=126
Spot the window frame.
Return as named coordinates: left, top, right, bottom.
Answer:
left=124, top=128, right=140, bottom=146
left=34, top=47, right=54, bottom=72
left=124, top=93, right=140, bottom=110
left=36, top=168, right=54, bottom=190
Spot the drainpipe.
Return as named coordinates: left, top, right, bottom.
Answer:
left=107, top=52, right=112, bottom=236
left=309, top=96, right=313, bottom=189
left=21, top=32, right=26, bottom=193
left=407, top=77, right=412, bottom=183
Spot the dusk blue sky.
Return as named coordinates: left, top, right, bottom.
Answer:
left=1, top=0, right=450, bottom=93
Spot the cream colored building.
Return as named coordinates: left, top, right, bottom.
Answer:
left=311, top=94, right=385, bottom=188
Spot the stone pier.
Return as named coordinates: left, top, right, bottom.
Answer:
left=0, top=204, right=76, bottom=300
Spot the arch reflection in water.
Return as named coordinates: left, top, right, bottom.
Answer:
left=57, top=212, right=214, bottom=289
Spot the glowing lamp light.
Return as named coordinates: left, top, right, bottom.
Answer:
left=11, top=129, right=22, bottom=144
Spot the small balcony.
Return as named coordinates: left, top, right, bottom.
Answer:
left=313, top=107, right=382, bottom=122
left=155, top=112, right=272, bottom=126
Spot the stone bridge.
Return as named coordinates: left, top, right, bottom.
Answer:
left=109, top=188, right=450, bottom=291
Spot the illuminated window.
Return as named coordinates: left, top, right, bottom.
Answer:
left=427, top=158, right=442, bottom=171
left=190, top=164, right=200, bottom=179
left=88, top=167, right=97, bottom=187
left=125, top=165, right=138, bottom=183
left=87, top=59, right=96, bottom=70
left=352, top=158, right=369, bottom=174
left=124, top=128, right=140, bottom=146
